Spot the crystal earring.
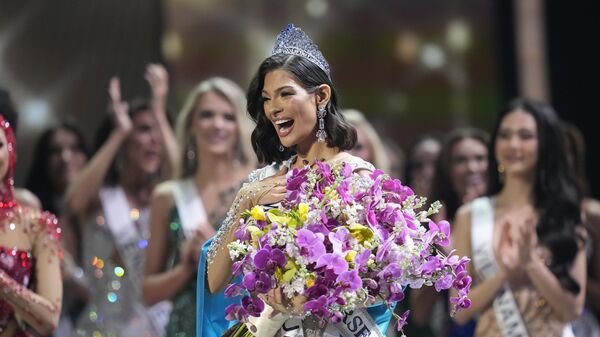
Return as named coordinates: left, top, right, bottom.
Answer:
left=279, top=144, right=285, bottom=152
left=316, top=106, right=327, bottom=142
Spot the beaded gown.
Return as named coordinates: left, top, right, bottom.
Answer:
left=0, top=115, right=61, bottom=337
left=74, top=192, right=169, bottom=337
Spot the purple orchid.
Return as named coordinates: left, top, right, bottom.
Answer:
left=328, top=227, right=352, bottom=254
left=253, top=247, right=286, bottom=272
left=241, top=295, right=265, bottom=317
left=225, top=304, right=247, bottom=321
left=434, top=273, right=454, bottom=291
left=428, top=220, right=451, bottom=246
left=297, top=229, right=326, bottom=263
left=336, top=269, right=362, bottom=291
left=395, top=310, right=410, bottom=332
left=305, top=295, right=330, bottom=318
left=388, top=282, right=405, bottom=302
left=242, top=271, right=273, bottom=293
left=224, top=283, right=244, bottom=298
left=316, top=253, right=349, bottom=274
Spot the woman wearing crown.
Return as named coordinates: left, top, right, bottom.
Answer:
left=196, top=24, right=395, bottom=337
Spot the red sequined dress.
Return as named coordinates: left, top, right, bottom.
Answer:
left=0, top=114, right=61, bottom=337
left=0, top=248, right=33, bottom=337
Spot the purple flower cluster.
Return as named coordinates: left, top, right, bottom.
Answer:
left=225, top=161, right=472, bottom=332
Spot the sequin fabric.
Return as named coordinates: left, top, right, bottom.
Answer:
left=0, top=114, right=61, bottom=337
left=164, top=208, right=197, bottom=337
left=0, top=247, right=33, bottom=336
left=75, top=208, right=160, bottom=337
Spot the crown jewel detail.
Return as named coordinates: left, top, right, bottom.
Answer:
left=272, top=24, right=330, bottom=76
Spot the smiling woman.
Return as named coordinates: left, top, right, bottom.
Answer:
left=246, top=52, right=356, bottom=165
left=66, top=65, right=179, bottom=337
left=450, top=98, right=586, bottom=337
left=197, top=24, right=395, bottom=337
left=142, top=77, right=255, bottom=337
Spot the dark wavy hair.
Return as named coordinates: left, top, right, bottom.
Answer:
left=26, top=124, right=90, bottom=214
left=246, top=54, right=356, bottom=164
left=0, top=87, right=18, bottom=133
left=488, top=98, right=583, bottom=294
left=431, top=127, right=489, bottom=220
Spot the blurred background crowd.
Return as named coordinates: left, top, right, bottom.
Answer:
left=0, top=0, right=598, bottom=336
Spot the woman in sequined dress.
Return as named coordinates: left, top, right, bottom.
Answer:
left=197, top=24, right=395, bottom=337
left=67, top=65, right=178, bottom=337
left=0, top=112, right=63, bottom=337
left=450, top=98, right=587, bottom=337
left=142, top=77, right=255, bottom=337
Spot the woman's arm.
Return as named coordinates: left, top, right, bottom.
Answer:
left=0, top=214, right=63, bottom=335
left=207, top=174, right=287, bottom=294
left=65, top=78, right=131, bottom=216
left=142, top=183, right=207, bottom=305
left=450, top=205, right=507, bottom=325
left=145, top=64, right=178, bottom=180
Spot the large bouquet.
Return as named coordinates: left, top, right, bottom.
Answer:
left=225, top=161, right=471, bottom=333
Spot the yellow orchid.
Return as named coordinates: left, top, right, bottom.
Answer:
left=249, top=206, right=267, bottom=221
left=267, top=209, right=291, bottom=225
left=298, top=203, right=309, bottom=222
left=345, top=250, right=357, bottom=262
left=348, top=224, right=375, bottom=243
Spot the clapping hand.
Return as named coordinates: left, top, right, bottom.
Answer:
left=108, top=77, right=132, bottom=135
left=145, top=63, right=169, bottom=103
left=496, top=213, right=539, bottom=279
left=180, top=222, right=216, bottom=271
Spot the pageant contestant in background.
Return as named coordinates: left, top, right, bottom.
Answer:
left=0, top=112, right=63, bottom=336
left=143, top=77, right=255, bottom=337
left=69, top=64, right=177, bottom=337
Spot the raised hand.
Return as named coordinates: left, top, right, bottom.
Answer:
left=190, top=221, right=216, bottom=264
left=145, top=63, right=169, bottom=102
left=108, top=77, right=132, bottom=135
left=496, top=218, right=520, bottom=275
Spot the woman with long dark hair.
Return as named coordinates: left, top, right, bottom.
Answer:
left=25, top=124, right=90, bottom=337
left=450, top=98, right=586, bottom=337
left=196, top=24, right=394, bottom=337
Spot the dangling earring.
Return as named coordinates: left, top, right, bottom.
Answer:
left=187, top=141, right=196, bottom=172
left=316, top=106, right=327, bottom=143
left=279, top=144, right=285, bottom=152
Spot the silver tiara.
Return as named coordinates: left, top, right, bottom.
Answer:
left=271, top=24, right=330, bottom=76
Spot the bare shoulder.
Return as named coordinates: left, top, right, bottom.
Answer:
left=454, top=202, right=474, bottom=232
left=14, top=188, right=41, bottom=209
left=334, top=152, right=375, bottom=174
left=583, top=198, right=600, bottom=224
left=14, top=206, right=61, bottom=246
